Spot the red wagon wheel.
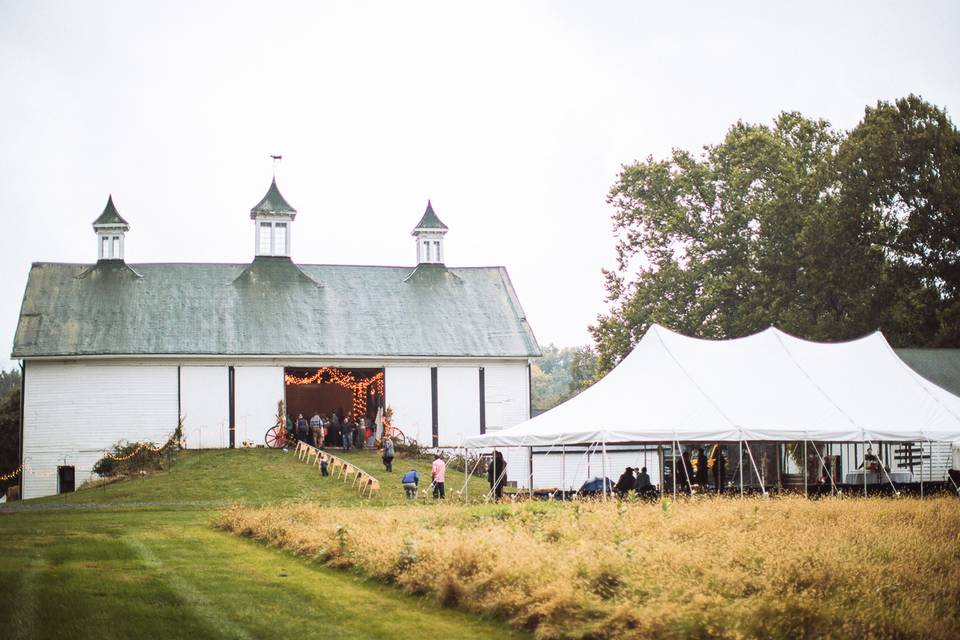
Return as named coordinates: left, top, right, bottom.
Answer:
left=265, top=425, right=286, bottom=448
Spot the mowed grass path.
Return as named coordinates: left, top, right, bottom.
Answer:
left=0, top=449, right=527, bottom=640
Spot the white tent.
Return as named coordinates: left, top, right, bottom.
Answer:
left=464, top=325, right=960, bottom=448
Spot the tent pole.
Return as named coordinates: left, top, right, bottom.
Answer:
left=803, top=440, right=808, bottom=498
left=739, top=440, right=744, bottom=498
left=561, top=444, right=566, bottom=502
left=464, top=447, right=468, bottom=503
left=677, top=441, right=693, bottom=495
left=672, top=441, right=677, bottom=500
left=745, top=441, right=767, bottom=496
left=863, top=438, right=868, bottom=498
left=658, top=445, right=664, bottom=500
left=528, top=446, right=534, bottom=499
left=920, top=440, right=924, bottom=498
left=601, top=437, right=609, bottom=501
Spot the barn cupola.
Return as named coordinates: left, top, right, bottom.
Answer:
left=412, top=200, right=448, bottom=264
left=92, top=195, right=130, bottom=262
left=251, top=177, right=297, bottom=258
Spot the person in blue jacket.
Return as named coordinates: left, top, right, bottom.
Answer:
left=401, top=469, right=420, bottom=500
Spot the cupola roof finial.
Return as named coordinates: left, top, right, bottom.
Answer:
left=411, top=199, right=448, bottom=235
left=92, top=194, right=129, bottom=229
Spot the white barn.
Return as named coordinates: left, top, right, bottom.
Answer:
left=12, top=179, right=541, bottom=498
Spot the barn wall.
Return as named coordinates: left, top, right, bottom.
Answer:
left=385, top=366, right=432, bottom=445
left=437, top=367, right=480, bottom=447
left=21, top=361, right=178, bottom=499
left=234, top=366, right=284, bottom=446
left=483, top=363, right=532, bottom=488
left=179, top=366, right=229, bottom=449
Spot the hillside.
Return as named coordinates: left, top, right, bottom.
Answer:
left=27, top=447, right=478, bottom=507
left=0, top=448, right=526, bottom=640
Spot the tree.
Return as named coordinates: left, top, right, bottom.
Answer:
left=531, top=344, right=598, bottom=410
left=0, top=388, right=20, bottom=495
left=0, top=368, right=20, bottom=399
left=591, top=96, right=960, bottom=374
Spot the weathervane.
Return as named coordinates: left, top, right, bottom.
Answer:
left=270, top=154, right=282, bottom=178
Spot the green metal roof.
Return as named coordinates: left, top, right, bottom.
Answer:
left=250, top=178, right=297, bottom=218
left=12, top=258, right=540, bottom=359
left=895, top=349, right=960, bottom=397
left=411, top=200, right=448, bottom=233
left=92, top=195, right=129, bottom=228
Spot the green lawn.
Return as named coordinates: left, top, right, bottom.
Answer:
left=30, top=448, right=484, bottom=507
left=0, top=449, right=526, bottom=639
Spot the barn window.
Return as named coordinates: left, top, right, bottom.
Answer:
left=259, top=222, right=272, bottom=254
left=274, top=223, right=287, bottom=255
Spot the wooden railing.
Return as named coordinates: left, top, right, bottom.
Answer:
left=294, top=442, right=381, bottom=498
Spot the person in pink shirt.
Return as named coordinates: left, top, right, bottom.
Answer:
left=431, top=454, right=446, bottom=499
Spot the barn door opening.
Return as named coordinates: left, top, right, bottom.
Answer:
left=284, top=367, right=385, bottom=447
left=58, top=465, right=75, bottom=493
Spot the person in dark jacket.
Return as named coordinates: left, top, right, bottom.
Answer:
left=341, top=413, right=353, bottom=451
left=487, top=451, right=507, bottom=500
left=712, top=446, right=726, bottom=493
left=381, top=437, right=395, bottom=472
left=614, top=467, right=636, bottom=497
left=296, top=413, right=308, bottom=443
left=329, top=410, right=341, bottom=448
left=635, top=466, right=655, bottom=496
left=695, top=448, right=708, bottom=488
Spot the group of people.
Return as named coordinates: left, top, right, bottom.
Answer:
left=288, top=409, right=377, bottom=451
left=613, top=466, right=657, bottom=497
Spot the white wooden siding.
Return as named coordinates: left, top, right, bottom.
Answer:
left=437, top=367, right=480, bottom=447
left=179, top=366, right=229, bottom=449
left=22, top=362, right=178, bottom=499
left=484, top=363, right=529, bottom=429
left=385, top=366, right=432, bottom=445
left=482, top=363, right=531, bottom=487
left=234, top=366, right=284, bottom=447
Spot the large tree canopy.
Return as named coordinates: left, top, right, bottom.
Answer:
left=591, top=96, right=960, bottom=375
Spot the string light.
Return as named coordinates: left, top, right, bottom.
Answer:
left=0, top=464, right=22, bottom=481
left=285, top=368, right=385, bottom=418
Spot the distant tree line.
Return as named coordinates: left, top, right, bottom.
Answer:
left=531, top=345, right=597, bottom=411
left=591, top=95, right=960, bottom=375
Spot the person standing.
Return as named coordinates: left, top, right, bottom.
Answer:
left=695, top=448, right=708, bottom=488
left=431, top=454, right=446, bottom=499
left=296, top=413, right=308, bottom=444
left=329, top=410, right=342, bottom=448
left=381, top=437, right=395, bottom=472
left=487, top=451, right=507, bottom=500
left=340, top=414, right=352, bottom=451
left=309, top=411, right=322, bottom=448
left=712, top=447, right=726, bottom=493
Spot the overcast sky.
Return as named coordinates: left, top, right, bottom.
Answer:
left=1, top=1, right=958, bottom=369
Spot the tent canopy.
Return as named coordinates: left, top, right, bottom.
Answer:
left=464, top=325, right=960, bottom=448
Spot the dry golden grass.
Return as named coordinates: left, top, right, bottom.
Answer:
left=216, top=496, right=960, bottom=639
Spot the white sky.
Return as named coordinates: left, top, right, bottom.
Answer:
left=1, top=1, right=958, bottom=370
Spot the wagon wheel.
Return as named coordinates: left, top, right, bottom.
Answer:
left=265, top=425, right=286, bottom=448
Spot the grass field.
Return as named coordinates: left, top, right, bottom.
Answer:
left=6, top=447, right=960, bottom=639
left=0, top=448, right=527, bottom=640
left=218, top=495, right=960, bottom=640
